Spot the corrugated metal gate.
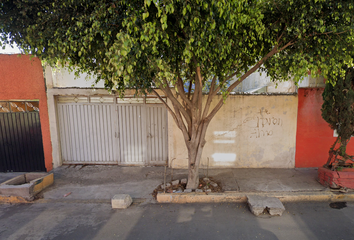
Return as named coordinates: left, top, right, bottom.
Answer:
left=57, top=103, right=117, bottom=164
left=0, top=101, right=46, bottom=172
left=57, top=97, right=168, bottom=166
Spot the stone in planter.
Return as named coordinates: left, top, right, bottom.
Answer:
left=181, top=178, right=187, bottom=184
left=171, top=180, right=180, bottom=186
left=318, top=167, right=354, bottom=189
left=203, top=177, right=210, bottom=182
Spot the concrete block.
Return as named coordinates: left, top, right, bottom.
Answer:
left=112, top=194, right=133, bottom=209
left=184, top=188, right=192, bottom=193
left=247, top=195, right=285, bottom=216
left=181, top=178, right=187, bottom=184
left=205, top=189, right=212, bottom=193
left=172, top=180, right=179, bottom=186
left=210, top=182, right=218, bottom=188
left=195, top=189, right=203, bottom=193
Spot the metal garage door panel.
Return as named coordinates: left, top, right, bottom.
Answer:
left=146, top=105, right=168, bottom=165
left=0, top=112, right=46, bottom=172
left=57, top=103, right=117, bottom=164
left=117, top=104, right=146, bottom=165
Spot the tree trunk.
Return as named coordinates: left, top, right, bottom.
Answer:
left=185, top=123, right=208, bottom=189
left=186, top=143, right=203, bottom=189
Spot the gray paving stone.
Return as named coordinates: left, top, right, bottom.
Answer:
left=247, top=195, right=285, bottom=216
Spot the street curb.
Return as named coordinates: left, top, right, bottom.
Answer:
left=3, top=192, right=354, bottom=205
left=0, top=197, right=148, bottom=205
left=156, top=191, right=354, bottom=203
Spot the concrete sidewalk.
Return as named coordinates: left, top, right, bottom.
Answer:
left=1, top=165, right=352, bottom=204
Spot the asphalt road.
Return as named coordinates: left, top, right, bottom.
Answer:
left=1, top=201, right=354, bottom=240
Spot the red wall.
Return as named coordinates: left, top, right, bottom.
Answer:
left=0, top=54, right=52, bottom=171
left=295, top=88, right=354, bottom=167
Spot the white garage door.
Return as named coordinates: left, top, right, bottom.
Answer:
left=57, top=97, right=168, bottom=166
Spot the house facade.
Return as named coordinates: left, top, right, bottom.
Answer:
left=2, top=55, right=352, bottom=172
left=45, top=67, right=299, bottom=169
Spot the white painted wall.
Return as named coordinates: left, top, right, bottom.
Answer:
left=232, top=70, right=297, bottom=93
left=51, top=67, right=105, bottom=88
left=298, top=75, right=326, bottom=88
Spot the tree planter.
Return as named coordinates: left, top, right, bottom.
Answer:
left=0, top=173, right=53, bottom=201
left=318, top=167, right=354, bottom=189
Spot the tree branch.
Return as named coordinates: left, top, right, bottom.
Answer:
left=159, top=77, right=192, bottom=127
left=176, top=76, right=193, bottom=108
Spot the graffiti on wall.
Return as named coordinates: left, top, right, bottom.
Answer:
left=243, top=108, right=283, bottom=139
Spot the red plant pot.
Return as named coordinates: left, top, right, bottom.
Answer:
left=318, top=167, right=354, bottom=189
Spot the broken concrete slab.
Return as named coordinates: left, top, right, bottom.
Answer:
left=111, top=194, right=133, bottom=209
left=247, top=195, right=285, bottom=216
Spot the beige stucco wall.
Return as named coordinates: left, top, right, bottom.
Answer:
left=169, top=94, right=298, bottom=169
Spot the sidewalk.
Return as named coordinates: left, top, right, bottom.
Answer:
left=1, top=165, right=353, bottom=204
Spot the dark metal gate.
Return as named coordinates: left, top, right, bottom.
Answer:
left=0, top=101, right=46, bottom=172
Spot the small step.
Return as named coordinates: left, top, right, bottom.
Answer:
left=247, top=195, right=285, bottom=216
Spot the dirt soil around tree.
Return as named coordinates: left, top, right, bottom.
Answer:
left=152, top=177, right=223, bottom=199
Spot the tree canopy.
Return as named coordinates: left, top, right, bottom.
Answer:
left=2, top=0, right=354, bottom=90
left=2, top=0, right=354, bottom=188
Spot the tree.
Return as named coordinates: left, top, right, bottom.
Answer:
left=1, top=0, right=354, bottom=189
left=322, top=67, right=354, bottom=170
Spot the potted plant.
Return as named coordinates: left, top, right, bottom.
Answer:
left=318, top=67, right=354, bottom=189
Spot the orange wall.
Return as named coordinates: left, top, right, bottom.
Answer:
left=295, top=88, right=354, bottom=167
left=0, top=54, right=52, bottom=171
